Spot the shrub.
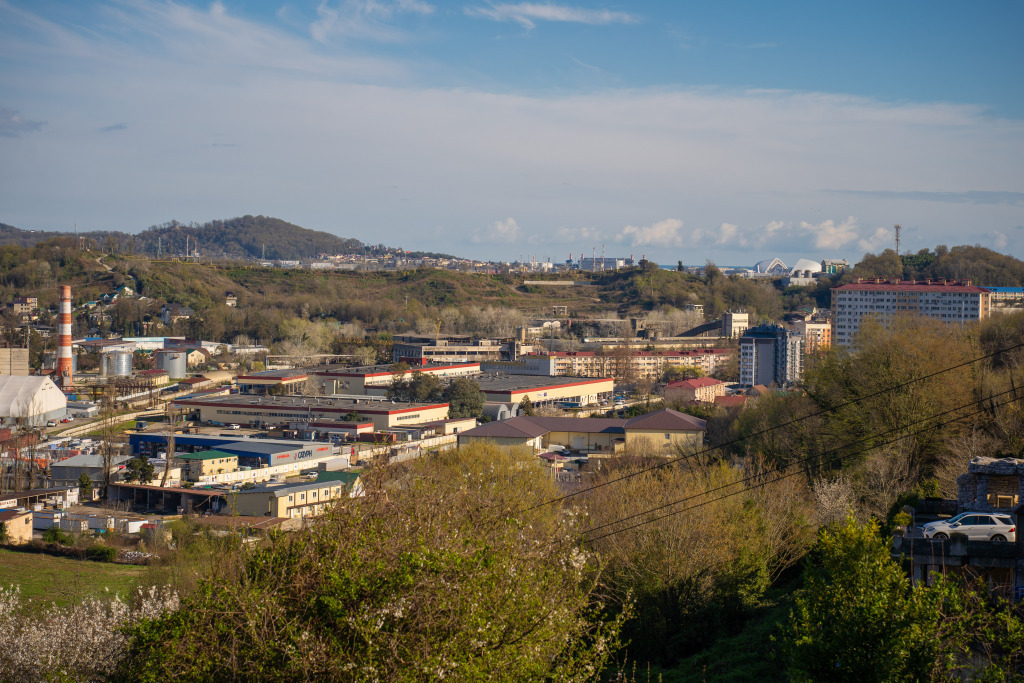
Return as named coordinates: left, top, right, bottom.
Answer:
left=86, top=545, right=117, bottom=562
left=117, top=444, right=626, bottom=681
left=42, top=528, right=73, bottom=546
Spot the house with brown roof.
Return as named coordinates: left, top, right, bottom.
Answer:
left=457, top=408, right=705, bottom=454
left=664, top=377, right=726, bottom=404
left=0, top=508, right=33, bottom=544
left=713, top=395, right=748, bottom=411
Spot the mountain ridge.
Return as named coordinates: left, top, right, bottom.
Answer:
left=0, top=216, right=385, bottom=261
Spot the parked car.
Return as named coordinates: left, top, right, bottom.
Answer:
left=46, top=419, right=58, bottom=427
left=921, top=512, right=1016, bottom=542
left=228, top=423, right=241, bottom=430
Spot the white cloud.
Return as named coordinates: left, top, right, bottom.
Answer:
left=858, top=226, right=893, bottom=252
left=552, top=225, right=604, bottom=242
left=617, top=219, right=686, bottom=247
left=1, top=3, right=1022, bottom=262
left=311, top=0, right=434, bottom=43
left=465, top=3, right=638, bottom=30
left=716, top=222, right=741, bottom=245
left=798, top=217, right=860, bottom=250
left=473, top=217, right=520, bottom=243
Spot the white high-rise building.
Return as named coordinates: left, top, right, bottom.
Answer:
left=831, top=279, right=991, bottom=346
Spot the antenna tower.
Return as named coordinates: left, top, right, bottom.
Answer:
left=894, top=224, right=901, bottom=255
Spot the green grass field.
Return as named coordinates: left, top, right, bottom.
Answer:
left=0, top=549, right=146, bottom=610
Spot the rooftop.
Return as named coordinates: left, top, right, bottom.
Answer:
left=461, top=409, right=705, bottom=439
left=236, top=479, right=351, bottom=498
left=172, top=394, right=448, bottom=414
left=236, top=368, right=310, bottom=381
left=474, top=374, right=613, bottom=393
left=833, top=278, right=990, bottom=293
left=0, top=509, right=31, bottom=523
left=51, top=452, right=132, bottom=469
left=666, top=377, right=725, bottom=389
left=176, top=449, right=237, bottom=461
left=315, top=470, right=361, bottom=486
left=311, top=361, right=480, bottom=377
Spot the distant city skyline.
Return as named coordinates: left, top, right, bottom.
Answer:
left=1, top=1, right=1022, bottom=265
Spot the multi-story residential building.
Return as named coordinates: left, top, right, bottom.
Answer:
left=792, top=320, right=831, bottom=354
left=986, top=287, right=1024, bottom=310
left=831, top=279, right=991, bottom=346
left=739, top=325, right=804, bottom=387
left=8, top=296, right=38, bottom=319
left=522, top=349, right=733, bottom=380
left=664, top=377, right=727, bottom=403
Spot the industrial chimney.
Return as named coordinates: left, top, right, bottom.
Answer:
left=57, top=285, right=73, bottom=387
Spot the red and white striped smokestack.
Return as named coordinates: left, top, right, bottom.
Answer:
left=58, top=285, right=73, bottom=387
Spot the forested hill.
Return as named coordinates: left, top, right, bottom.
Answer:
left=131, top=216, right=366, bottom=260
left=0, top=223, right=67, bottom=248
left=852, top=245, right=1024, bottom=287
left=0, top=216, right=365, bottom=261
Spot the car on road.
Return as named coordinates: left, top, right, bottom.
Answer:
left=921, top=512, right=1016, bottom=542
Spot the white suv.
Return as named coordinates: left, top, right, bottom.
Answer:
left=921, top=512, right=1016, bottom=542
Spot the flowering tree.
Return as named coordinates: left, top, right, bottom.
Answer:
left=0, top=585, right=178, bottom=683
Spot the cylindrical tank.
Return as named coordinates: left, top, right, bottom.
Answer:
left=100, top=350, right=132, bottom=377
left=155, top=350, right=187, bottom=378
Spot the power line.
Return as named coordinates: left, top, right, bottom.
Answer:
left=525, top=339, right=1024, bottom=512
left=578, top=388, right=1024, bottom=545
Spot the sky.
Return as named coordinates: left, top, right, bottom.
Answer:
left=1, top=1, right=1023, bottom=266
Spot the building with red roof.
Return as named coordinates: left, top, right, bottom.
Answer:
left=831, top=279, right=991, bottom=346
left=664, top=377, right=727, bottom=403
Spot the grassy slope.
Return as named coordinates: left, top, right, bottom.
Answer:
left=0, top=548, right=146, bottom=610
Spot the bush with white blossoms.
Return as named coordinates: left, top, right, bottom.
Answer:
left=0, top=584, right=178, bottom=683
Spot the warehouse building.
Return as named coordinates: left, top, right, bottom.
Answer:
left=392, top=335, right=509, bottom=364
left=169, top=394, right=450, bottom=431
left=473, top=375, right=614, bottom=407
left=457, top=408, right=705, bottom=454
left=235, top=368, right=311, bottom=394
left=50, top=452, right=132, bottom=487
left=312, top=362, right=481, bottom=395
left=130, top=433, right=336, bottom=464
left=0, top=375, right=68, bottom=428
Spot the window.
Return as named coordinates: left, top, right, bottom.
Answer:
left=664, top=433, right=671, bottom=440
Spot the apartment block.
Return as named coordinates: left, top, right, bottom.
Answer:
left=831, top=279, right=991, bottom=346
left=739, top=325, right=804, bottom=387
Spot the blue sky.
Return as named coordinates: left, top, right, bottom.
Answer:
left=1, top=1, right=1022, bottom=265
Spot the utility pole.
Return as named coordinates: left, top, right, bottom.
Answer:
left=894, top=224, right=901, bottom=256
